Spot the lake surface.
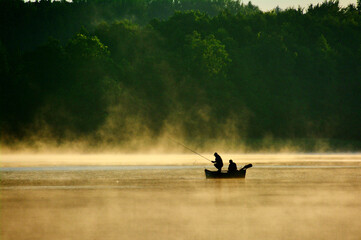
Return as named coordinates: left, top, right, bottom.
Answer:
left=1, top=154, right=361, bottom=240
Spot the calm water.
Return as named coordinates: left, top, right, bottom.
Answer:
left=1, top=154, right=361, bottom=240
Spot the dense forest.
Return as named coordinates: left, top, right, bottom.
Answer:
left=1, top=0, right=360, bottom=152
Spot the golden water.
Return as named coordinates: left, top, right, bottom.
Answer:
left=1, top=154, right=361, bottom=240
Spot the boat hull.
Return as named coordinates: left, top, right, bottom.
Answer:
left=205, top=169, right=246, bottom=179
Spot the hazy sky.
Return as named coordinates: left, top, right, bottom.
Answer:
left=248, top=0, right=357, bottom=11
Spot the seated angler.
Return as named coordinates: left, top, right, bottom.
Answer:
left=228, top=159, right=237, bottom=173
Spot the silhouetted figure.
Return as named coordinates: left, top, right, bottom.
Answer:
left=228, top=159, right=237, bottom=173
left=212, top=152, right=223, bottom=172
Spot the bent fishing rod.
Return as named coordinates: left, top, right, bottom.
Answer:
left=167, top=137, right=212, bottom=163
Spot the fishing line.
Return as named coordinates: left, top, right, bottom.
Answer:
left=167, top=137, right=212, bottom=162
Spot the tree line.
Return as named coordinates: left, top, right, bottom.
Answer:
left=1, top=0, right=360, bottom=151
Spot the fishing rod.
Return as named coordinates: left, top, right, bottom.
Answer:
left=167, top=137, right=212, bottom=162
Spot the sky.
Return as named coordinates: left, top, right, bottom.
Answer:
left=248, top=0, right=358, bottom=11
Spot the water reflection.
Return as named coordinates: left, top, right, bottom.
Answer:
left=1, top=155, right=361, bottom=240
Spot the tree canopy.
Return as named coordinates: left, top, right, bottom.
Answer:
left=1, top=0, right=360, bottom=151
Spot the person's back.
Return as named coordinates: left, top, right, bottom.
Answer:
left=212, top=152, right=223, bottom=172
left=228, top=160, right=237, bottom=173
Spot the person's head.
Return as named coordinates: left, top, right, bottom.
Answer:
left=229, top=159, right=233, bottom=163
left=214, top=152, right=218, bottom=157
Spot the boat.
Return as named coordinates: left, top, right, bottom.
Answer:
left=205, top=164, right=252, bottom=179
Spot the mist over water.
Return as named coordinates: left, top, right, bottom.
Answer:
left=1, top=154, right=361, bottom=240
left=1, top=0, right=361, bottom=238
left=2, top=153, right=361, bottom=167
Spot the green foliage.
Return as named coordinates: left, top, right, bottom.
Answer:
left=66, top=34, right=110, bottom=60
left=1, top=0, right=361, bottom=148
left=186, top=31, right=231, bottom=77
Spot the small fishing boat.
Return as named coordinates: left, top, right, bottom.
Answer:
left=205, top=164, right=252, bottom=179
